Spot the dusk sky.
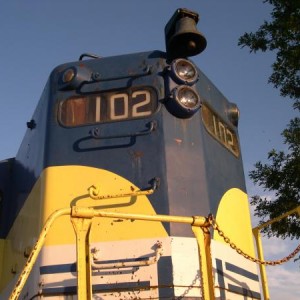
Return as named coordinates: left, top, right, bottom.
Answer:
left=0, top=1, right=299, bottom=298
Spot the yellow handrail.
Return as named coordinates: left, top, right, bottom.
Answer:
left=9, top=208, right=71, bottom=300
left=252, top=205, right=300, bottom=300
left=254, top=206, right=300, bottom=231
left=9, top=206, right=214, bottom=300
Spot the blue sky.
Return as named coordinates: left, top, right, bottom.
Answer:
left=0, top=1, right=298, bottom=299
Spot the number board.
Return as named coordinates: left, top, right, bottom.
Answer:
left=201, top=103, right=240, bottom=157
left=59, top=88, right=158, bottom=127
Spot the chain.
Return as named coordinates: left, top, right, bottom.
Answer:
left=208, top=214, right=300, bottom=266
left=176, top=271, right=200, bottom=300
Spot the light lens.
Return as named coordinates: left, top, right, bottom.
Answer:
left=175, top=86, right=200, bottom=109
left=172, top=58, right=198, bottom=84
left=227, top=103, right=240, bottom=126
left=62, top=68, right=75, bottom=83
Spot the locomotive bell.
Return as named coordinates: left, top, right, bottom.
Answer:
left=165, top=8, right=207, bottom=59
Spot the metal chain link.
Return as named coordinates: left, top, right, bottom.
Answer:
left=176, top=271, right=200, bottom=300
left=208, top=214, right=300, bottom=266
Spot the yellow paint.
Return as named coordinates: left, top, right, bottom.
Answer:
left=214, top=188, right=255, bottom=256
left=253, top=228, right=270, bottom=300
left=0, top=239, right=4, bottom=278
left=42, top=166, right=168, bottom=245
left=0, top=177, right=43, bottom=291
left=1, top=165, right=168, bottom=292
left=1, top=166, right=256, bottom=297
left=71, top=216, right=93, bottom=299
left=192, top=226, right=215, bottom=300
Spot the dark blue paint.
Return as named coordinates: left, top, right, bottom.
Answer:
left=0, top=50, right=246, bottom=240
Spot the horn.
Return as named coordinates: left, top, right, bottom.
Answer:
left=165, top=8, right=207, bottom=59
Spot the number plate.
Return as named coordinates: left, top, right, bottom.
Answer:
left=202, top=103, right=240, bottom=157
left=59, top=88, right=158, bottom=127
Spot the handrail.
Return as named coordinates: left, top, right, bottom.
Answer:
left=253, top=205, right=300, bottom=231
left=88, top=177, right=160, bottom=200
left=9, top=208, right=71, bottom=300
left=71, top=206, right=208, bottom=225
left=91, top=241, right=163, bottom=270
left=9, top=206, right=214, bottom=300
left=89, top=120, right=157, bottom=140
left=252, top=205, right=300, bottom=300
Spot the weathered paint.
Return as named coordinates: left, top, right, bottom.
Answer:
left=0, top=50, right=258, bottom=299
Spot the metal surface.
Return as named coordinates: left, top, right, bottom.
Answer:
left=90, top=120, right=157, bottom=139
left=88, top=177, right=158, bottom=200
left=91, top=241, right=163, bottom=269
left=79, top=53, right=101, bottom=60
left=252, top=205, right=300, bottom=300
left=9, top=206, right=213, bottom=300
left=192, top=223, right=215, bottom=300
left=253, top=229, right=269, bottom=300
left=253, top=205, right=300, bottom=231
left=164, top=8, right=207, bottom=59
left=0, top=8, right=264, bottom=300
left=71, top=216, right=93, bottom=299
left=8, top=208, right=71, bottom=300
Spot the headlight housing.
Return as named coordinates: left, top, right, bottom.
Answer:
left=59, top=66, right=92, bottom=91
left=171, top=58, right=198, bottom=84
left=166, top=86, right=201, bottom=118
left=174, top=86, right=200, bottom=109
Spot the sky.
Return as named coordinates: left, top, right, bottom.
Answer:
left=0, top=1, right=299, bottom=299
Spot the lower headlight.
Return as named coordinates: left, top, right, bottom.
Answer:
left=167, top=86, right=201, bottom=118
left=175, top=86, right=200, bottom=109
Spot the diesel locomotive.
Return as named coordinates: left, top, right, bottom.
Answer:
left=0, top=8, right=263, bottom=299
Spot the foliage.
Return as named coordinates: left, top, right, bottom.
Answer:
left=238, top=0, right=300, bottom=109
left=249, top=118, right=300, bottom=238
left=239, top=0, right=300, bottom=239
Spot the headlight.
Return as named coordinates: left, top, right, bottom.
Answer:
left=62, top=68, right=76, bottom=83
left=166, top=86, right=201, bottom=118
left=175, top=86, right=200, bottom=109
left=227, top=102, right=240, bottom=126
left=171, top=58, right=198, bottom=84
left=59, top=66, right=92, bottom=91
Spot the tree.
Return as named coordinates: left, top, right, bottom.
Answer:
left=238, top=0, right=300, bottom=239
left=238, top=0, right=300, bottom=108
left=249, top=118, right=300, bottom=238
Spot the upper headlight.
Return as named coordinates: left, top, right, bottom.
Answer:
left=171, top=58, right=198, bottom=84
